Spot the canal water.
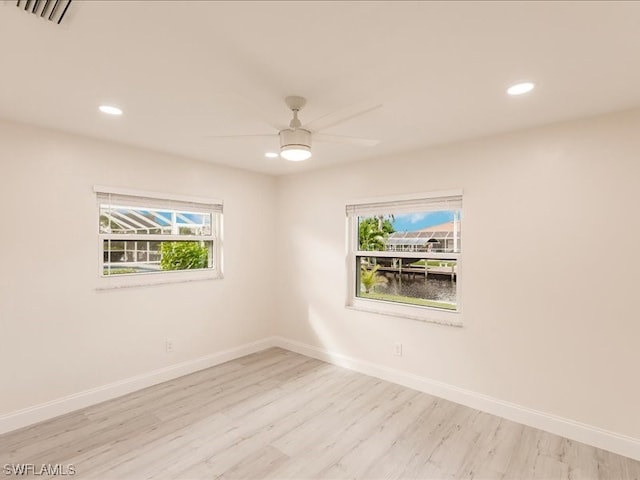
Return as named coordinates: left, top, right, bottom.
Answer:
left=379, top=274, right=456, bottom=304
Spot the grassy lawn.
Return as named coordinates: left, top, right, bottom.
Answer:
left=359, top=291, right=456, bottom=310
left=104, top=268, right=138, bottom=275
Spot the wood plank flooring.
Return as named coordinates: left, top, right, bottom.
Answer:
left=1, top=347, right=639, bottom=479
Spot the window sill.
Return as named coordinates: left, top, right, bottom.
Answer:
left=346, top=297, right=463, bottom=327
left=96, top=269, right=222, bottom=291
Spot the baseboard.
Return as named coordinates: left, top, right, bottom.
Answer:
left=0, top=337, right=277, bottom=435
left=273, top=335, right=640, bottom=462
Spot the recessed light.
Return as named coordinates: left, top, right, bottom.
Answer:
left=265, top=152, right=279, bottom=159
left=99, top=105, right=123, bottom=115
left=507, top=82, right=535, bottom=96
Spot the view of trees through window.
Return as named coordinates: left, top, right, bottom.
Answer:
left=356, top=210, right=460, bottom=311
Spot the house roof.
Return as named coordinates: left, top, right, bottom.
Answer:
left=417, top=221, right=461, bottom=234
left=387, top=222, right=461, bottom=246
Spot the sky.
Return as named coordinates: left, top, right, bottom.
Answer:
left=392, top=210, right=455, bottom=232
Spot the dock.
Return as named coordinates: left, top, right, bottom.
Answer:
left=376, top=264, right=456, bottom=281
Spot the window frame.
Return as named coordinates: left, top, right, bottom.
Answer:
left=94, top=186, right=223, bottom=290
left=345, top=189, right=463, bottom=327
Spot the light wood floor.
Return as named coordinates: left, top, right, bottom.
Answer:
left=1, top=348, right=639, bottom=479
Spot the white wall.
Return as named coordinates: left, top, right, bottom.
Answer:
left=275, top=109, right=640, bottom=441
left=0, top=120, right=277, bottom=416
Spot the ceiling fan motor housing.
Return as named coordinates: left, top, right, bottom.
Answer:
left=279, top=128, right=312, bottom=149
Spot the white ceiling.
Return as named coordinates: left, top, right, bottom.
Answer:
left=2, top=1, right=640, bottom=175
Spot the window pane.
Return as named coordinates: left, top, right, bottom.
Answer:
left=356, top=256, right=457, bottom=310
left=103, top=240, right=214, bottom=275
left=99, top=205, right=213, bottom=236
left=358, top=210, right=461, bottom=253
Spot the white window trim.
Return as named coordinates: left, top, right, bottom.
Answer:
left=94, top=186, right=223, bottom=290
left=345, top=190, right=463, bottom=327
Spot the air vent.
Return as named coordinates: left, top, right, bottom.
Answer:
left=16, top=0, right=72, bottom=25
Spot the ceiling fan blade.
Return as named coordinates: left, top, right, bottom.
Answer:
left=203, top=134, right=278, bottom=139
left=314, top=134, right=379, bottom=147
left=306, top=102, right=382, bottom=133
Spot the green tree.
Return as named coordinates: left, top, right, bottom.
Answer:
left=360, top=264, right=387, bottom=293
left=358, top=216, right=394, bottom=251
left=160, top=242, right=208, bottom=271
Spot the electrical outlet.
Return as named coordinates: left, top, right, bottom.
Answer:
left=165, top=340, right=174, bottom=353
left=394, top=342, right=403, bottom=356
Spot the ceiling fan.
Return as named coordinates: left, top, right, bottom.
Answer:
left=207, top=96, right=381, bottom=161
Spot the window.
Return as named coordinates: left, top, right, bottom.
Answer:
left=95, top=186, right=223, bottom=287
left=346, top=190, right=462, bottom=325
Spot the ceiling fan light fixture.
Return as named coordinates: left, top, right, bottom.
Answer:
left=279, top=128, right=312, bottom=161
left=280, top=145, right=312, bottom=162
